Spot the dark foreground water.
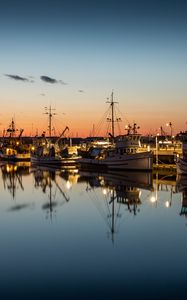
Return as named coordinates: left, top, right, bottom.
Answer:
left=0, top=162, right=187, bottom=299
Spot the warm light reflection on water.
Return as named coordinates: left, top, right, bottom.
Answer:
left=0, top=162, right=187, bottom=299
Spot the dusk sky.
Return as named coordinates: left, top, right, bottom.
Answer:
left=1, top=0, right=187, bottom=136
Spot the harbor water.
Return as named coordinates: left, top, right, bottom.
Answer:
left=0, top=162, right=187, bottom=299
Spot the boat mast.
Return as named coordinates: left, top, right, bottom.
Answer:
left=106, top=91, right=120, bottom=140
left=7, top=118, right=16, bottom=138
left=44, top=105, right=56, bottom=138
left=111, top=91, right=115, bottom=138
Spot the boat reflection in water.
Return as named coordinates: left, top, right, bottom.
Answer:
left=31, top=165, right=73, bottom=220
left=1, top=162, right=184, bottom=225
left=0, top=162, right=76, bottom=219
left=82, top=171, right=153, bottom=241
left=1, top=164, right=187, bottom=299
left=176, top=175, right=187, bottom=217
left=0, top=162, right=32, bottom=212
left=0, top=162, right=30, bottom=199
left=152, top=172, right=177, bottom=208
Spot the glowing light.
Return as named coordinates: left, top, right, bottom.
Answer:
left=150, top=196, right=157, bottom=203
left=66, top=180, right=71, bottom=190
left=6, top=165, right=10, bottom=172
left=165, top=201, right=170, bottom=208
left=102, top=188, right=107, bottom=195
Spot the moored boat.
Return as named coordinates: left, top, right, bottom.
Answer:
left=30, top=105, right=78, bottom=167
left=78, top=123, right=153, bottom=171
left=0, top=119, right=31, bottom=162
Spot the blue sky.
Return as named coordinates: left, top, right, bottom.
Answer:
left=1, top=0, right=187, bottom=136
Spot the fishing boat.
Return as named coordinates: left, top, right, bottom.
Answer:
left=31, top=106, right=63, bottom=166
left=31, top=106, right=77, bottom=166
left=31, top=148, right=63, bottom=165
left=78, top=131, right=153, bottom=170
left=78, top=93, right=153, bottom=171
left=0, top=119, right=30, bottom=162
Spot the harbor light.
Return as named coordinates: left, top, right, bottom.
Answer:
left=6, top=165, right=11, bottom=173
left=66, top=180, right=72, bottom=190
left=150, top=195, right=157, bottom=203
left=102, top=188, right=107, bottom=195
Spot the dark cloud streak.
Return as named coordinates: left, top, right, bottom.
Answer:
left=40, top=76, right=67, bottom=85
left=40, top=75, right=57, bottom=84
left=5, top=74, right=29, bottom=82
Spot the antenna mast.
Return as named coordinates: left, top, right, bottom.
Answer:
left=106, top=91, right=121, bottom=138
left=44, top=105, right=56, bottom=138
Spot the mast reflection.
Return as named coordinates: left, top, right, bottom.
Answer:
left=31, top=166, right=71, bottom=221
left=176, top=175, right=187, bottom=217
left=1, top=162, right=30, bottom=199
left=83, top=171, right=153, bottom=242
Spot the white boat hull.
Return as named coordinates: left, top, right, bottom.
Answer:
left=0, top=153, right=30, bottom=162
left=78, top=151, right=153, bottom=171
left=31, top=155, right=79, bottom=166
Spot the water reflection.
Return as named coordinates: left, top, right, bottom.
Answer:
left=176, top=175, right=187, bottom=217
left=2, top=162, right=187, bottom=224
left=1, top=164, right=187, bottom=298
left=31, top=166, right=71, bottom=221
left=1, top=162, right=29, bottom=199
left=81, top=171, right=153, bottom=241
left=152, top=172, right=177, bottom=208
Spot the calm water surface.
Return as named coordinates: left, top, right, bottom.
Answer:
left=0, top=163, right=187, bottom=299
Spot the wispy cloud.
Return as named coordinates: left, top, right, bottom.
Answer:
left=59, top=80, right=67, bottom=85
left=5, top=74, right=29, bottom=82
left=40, top=75, right=67, bottom=85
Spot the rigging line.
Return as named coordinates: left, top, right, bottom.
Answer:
left=53, top=117, right=67, bottom=131
left=104, top=122, right=111, bottom=137
left=94, top=108, right=110, bottom=132
left=117, top=121, right=121, bottom=135
left=94, top=107, right=111, bottom=136
left=114, top=109, right=122, bottom=135
left=15, top=173, right=24, bottom=191
left=94, top=105, right=112, bottom=131
left=87, top=189, right=113, bottom=228
left=114, top=202, right=122, bottom=232
left=105, top=196, right=113, bottom=229
left=115, top=106, right=130, bottom=124
left=103, top=192, right=116, bottom=230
